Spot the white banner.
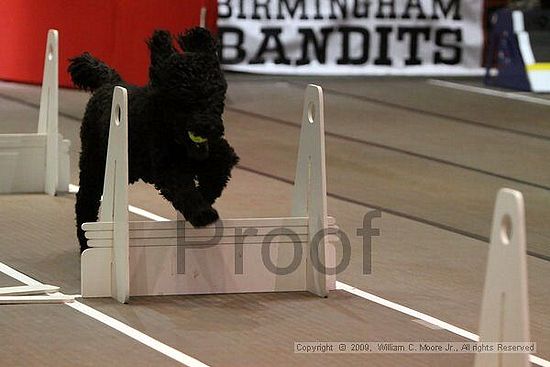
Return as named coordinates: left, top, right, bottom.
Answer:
left=218, top=0, right=484, bottom=75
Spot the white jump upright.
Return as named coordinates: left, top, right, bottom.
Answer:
left=474, top=188, right=530, bottom=367
left=81, top=84, right=336, bottom=303
left=199, top=6, right=207, bottom=28
left=100, top=86, right=130, bottom=303
left=0, top=29, right=70, bottom=195
left=292, top=85, right=331, bottom=297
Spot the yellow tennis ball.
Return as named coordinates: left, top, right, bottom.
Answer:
left=188, top=131, right=208, bottom=143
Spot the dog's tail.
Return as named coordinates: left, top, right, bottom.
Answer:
left=68, top=52, right=122, bottom=92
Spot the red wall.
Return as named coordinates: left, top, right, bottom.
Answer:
left=0, top=0, right=217, bottom=87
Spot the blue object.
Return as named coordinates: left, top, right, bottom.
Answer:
left=484, top=9, right=532, bottom=91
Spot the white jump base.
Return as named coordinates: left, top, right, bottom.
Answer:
left=0, top=29, right=70, bottom=195
left=82, top=85, right=336, bottom=303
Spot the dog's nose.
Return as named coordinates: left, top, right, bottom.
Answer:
left=197, top=123, right=223, bottom=138
left=210, top=124, right=224, bottom=137
left=191, top=116, right=224, bottom=138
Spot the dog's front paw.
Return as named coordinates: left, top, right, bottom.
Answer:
left=187, top=206, right=219, bottom=227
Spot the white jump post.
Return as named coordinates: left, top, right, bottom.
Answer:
left=38, top=29, right=59, bottom=195
left=474, top=188, right=530, bottom=367
left=100, top=86, right=130, bottom=303
left=199, top=6, right=207, bottom=28
left=0, top=29, right=70, bottom=195
left=81, top=84, right=336, bottom=302
left=292, top=85, right=330, bottom=297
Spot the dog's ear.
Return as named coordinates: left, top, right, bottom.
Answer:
left=177, top=27, right=217, bottom=54
left=147, top=30, right=177, bottom=67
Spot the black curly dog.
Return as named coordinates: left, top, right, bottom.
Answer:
left=69, top=28, right=238, bottom=252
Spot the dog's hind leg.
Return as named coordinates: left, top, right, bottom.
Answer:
left=75, top=148, right=105, bottom=253
left=75, top=180, right=103, bottom=252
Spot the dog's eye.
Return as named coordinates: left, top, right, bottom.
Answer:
left=188, top=131, right=208, bottom=143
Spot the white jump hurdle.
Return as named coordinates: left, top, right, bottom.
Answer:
left=81, top=85, right=336, bottom=303
left=0, top=29, right=70, bottom=195
left=475, top=188, right=530, bottom=367
left=199, top=6, right=207, bottom=28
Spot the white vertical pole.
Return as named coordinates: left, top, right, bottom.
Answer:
left=100, top=86, right=129, bottom=304
left=474, top=188, right=530, bottom=367
left=38, top=29, right=59, bottom=196
left=199, top=6, right=207, bottom=28
left=291, top=85, right=329, bottom=297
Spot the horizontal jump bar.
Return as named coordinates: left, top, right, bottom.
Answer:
left=88, top=231, right=341, bottom=248
left=85, top=226, right=311, bottom=240
left=0, top=295, right=75, bottom=304
left=83, top=216, right=335, bottom=231
left=88, top=235, right=313, bottom=248
left=0, top=284, right=59, bottom=296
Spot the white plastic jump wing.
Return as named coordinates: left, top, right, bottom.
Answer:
left=475, top=188, right=530, bottom=367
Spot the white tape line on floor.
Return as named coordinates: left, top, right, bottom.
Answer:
left=0, top=262, right=42, bottom=286
left=0, top=261, right=209, bottom=367
left=337, top=282, right=549, bottom=367
left=335, top=281, right=479, bottom=340
left=66, top=301, right=210, bottom=367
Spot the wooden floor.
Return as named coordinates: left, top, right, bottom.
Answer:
left=0, top=75, right=548, bottom=366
